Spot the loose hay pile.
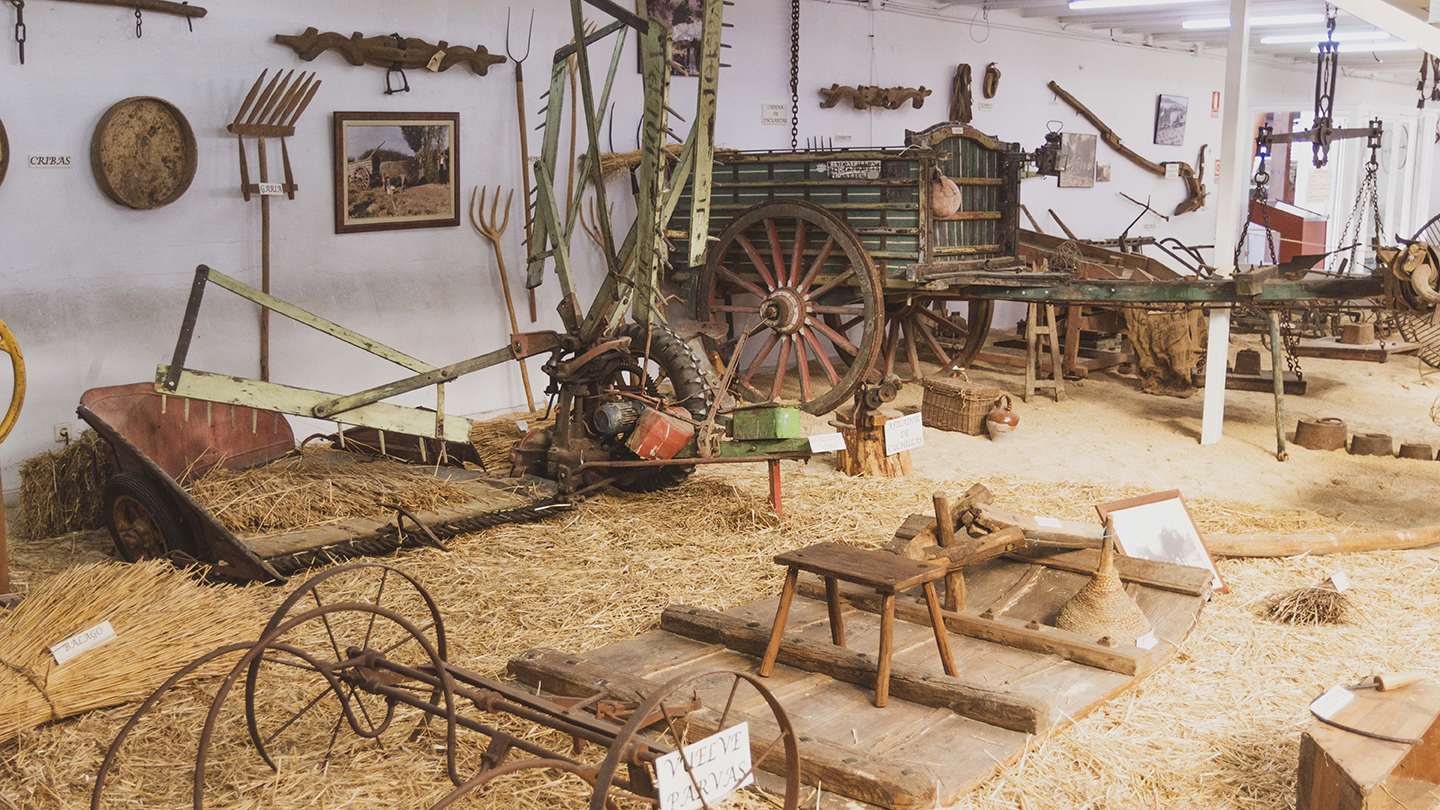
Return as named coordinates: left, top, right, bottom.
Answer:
left=1259, top=584, right=1352, bottom=625
left=17, top=430, right=114, bottom=541
left=0, top=560, right=262, bottom=744
left=3, top=464, right=1436, bottom=810
left=187, top=450, right=480, bottom=534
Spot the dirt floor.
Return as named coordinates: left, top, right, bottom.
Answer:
left=347, top=181, right=453, bottom=221
left=807, top=330, right=1440, bottom=531
left=3, top=326, right=1440, bottom=809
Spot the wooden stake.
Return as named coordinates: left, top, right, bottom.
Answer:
left=257, top=137, right=271, bottom=383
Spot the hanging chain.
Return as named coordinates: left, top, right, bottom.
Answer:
left=9, top=0, right=23, bottom=65
left=789, top=0, right=799, bottom=151
left=134, top=7, right=142, bottom=38
left=1331, top=131, right=1383, bottom=275
left=1235, top=129, right=1277, bottom=268
left=1312, top=6, right=1339, bottom=167
left=1280, top=310, right=1304, bottom=382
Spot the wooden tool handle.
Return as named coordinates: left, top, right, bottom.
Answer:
left=1376, top=672, right=1426, bottom=691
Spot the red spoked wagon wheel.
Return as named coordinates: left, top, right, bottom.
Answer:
left=698, top=200, right=883, bottom=415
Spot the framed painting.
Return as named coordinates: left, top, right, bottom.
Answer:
left=1154, top=94, right=1188, bottom=146
left=637, top=0, right=705, bottom=76
left=333, top=111, right=459, bottom=234
left=1097, top=490, right=1227, bottom=594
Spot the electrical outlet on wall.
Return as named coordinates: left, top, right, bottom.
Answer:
left=53, top=422, right=72, bottom=443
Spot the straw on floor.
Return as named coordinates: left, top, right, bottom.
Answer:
left=0, top=560, right=262, bottom=744
left=17, top=429, right=114, bottom=541
left=3, top=464, right=1435, bottom=810
left=186, top=450, right=481, bottom=535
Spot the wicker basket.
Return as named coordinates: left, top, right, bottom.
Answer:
left=920, top=372, right=1003, bottom=435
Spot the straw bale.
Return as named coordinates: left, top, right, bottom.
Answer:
left=0, top=560, right=263, bottom=744
left=468, top=409, right=554, bottom=475
left=187, top=450, right=480, bottom=534
left=17, top=430, right=114, bottom=541
left=6, top=465, right=1435, bottom=810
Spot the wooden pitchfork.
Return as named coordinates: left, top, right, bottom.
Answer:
left=470, top=185, right=536, bottom=412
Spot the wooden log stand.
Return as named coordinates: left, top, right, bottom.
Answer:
left=835, top=411, right=912, bottom=477
left=759, top=542, right=955, bottom=707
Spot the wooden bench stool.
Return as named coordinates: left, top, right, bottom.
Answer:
left=758, top=542, right=957, bottom=707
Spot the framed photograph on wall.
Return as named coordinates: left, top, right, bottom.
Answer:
left=1097, top=490, right=1227, bottom=593
left=636, top=0, right=705, bottom=76
left=333, top=111, right=459, bottom=234
left=1154, top=94, right=1188, bottom=146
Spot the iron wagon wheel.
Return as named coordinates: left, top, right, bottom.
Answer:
left=829, top=296, right=994, bottom=382
left=244, top=562, right=450, bottom=774
left=101, top=472, right=195, bottom=561
left=0, top=316, right=25, bottom=444
left=197, top=601, right=462, bottom=807
left=588, top=667, right=800, bottom=810
left=699, top=199, right=883, bottom=415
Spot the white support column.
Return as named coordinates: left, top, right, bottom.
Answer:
left=1326, top=0, right=1440, bottom=58
left=1200, top=0, right=1253, bottom=446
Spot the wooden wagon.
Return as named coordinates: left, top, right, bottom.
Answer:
left=669, top=123, right=1024, bottom=415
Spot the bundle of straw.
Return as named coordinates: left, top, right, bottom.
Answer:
left=1260, top=583, right=1352, bottom=625
left=468, top=409, right=555, bottom=475
left=0, top=561, right=262, bottom=743
left=188, top=451, right=480, bottom=534
left=17, top=429, right=115, bottom=540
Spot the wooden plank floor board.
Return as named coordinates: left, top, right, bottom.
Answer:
left=508, top=550, right=1206, bottom=810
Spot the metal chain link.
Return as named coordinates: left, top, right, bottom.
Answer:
left=134, top=7, right=142, bottom=38
left=1332, top=142, right=1382, bottom=274
left=1235, top=146, right=1276, bottom=268
left=10, top=0, right=24, bottom=65
left=1280, top=310, right=1304, bottom=382
left=789, top=0, right=799, bottom=151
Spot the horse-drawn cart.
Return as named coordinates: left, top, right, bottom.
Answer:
left=669, top=123, right=1023, bottom=414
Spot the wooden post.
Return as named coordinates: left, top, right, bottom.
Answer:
left=1269, top=310, right=1289, bottom=461
left=767, top=458, right=783, bottom=517
left=876, top=593, right=896, bottom=708
left=824, top=576, right=846, bottom=646
left=934, top=492, right=965, bottom=611
left=759, top=566, right=800, bottom=677
left=257, top=137, right=271, bottom=383
left=836, top=413, right=912, bottom=477
left=1201, top=0, right=1252, bottom=446
left=0, top=465, right=8, bottom=594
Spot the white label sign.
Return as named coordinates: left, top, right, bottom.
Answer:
left=761, top=103, right=788, bottom=126
left=656, top=722, right=753, bottom=810
left=1136, top=631, right=1158, bottom=650
left=257, top=182, right=285, bottom=196
left=426, top=50, right=446, bottom=71
left=1328, top=571, right=1350, bottom=592
left=29, top=154, right=72, bottom=168
left=821, top=160, right=882, bottom=180
left=808, top=432, right=847, bottom=453
left=977, top=100, right=994, bottom=112
left=883, top=411, right=924, bottom=455
left=50, top=620, right=116, bottom=665
left=1310, top=685, right=1355, bottom=720
left=1034, top=515, right=1063, bottom=530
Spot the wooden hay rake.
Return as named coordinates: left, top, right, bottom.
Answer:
left=91, top=562, right=800, bottom=810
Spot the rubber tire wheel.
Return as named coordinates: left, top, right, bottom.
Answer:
left=610, top=322, right=713, bottom=494
left=102, top=473, right=194, bottom=562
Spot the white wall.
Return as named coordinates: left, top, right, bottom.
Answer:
left=0, top=0, right=1423, bottom=490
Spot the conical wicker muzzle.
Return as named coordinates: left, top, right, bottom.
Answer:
left=1056, top=528, right=1151, bottom=642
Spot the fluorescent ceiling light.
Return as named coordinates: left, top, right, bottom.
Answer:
left=1309, top=40, right=1416, bottom=52
left=1069, top=0, right=1204, bottom=10
left=1182, top=13, right=1325, bottom=29
left=1263, top=30, right=1389, bottom=44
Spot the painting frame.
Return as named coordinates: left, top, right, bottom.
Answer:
left=636, top=0, right=705, bottom=77
left=1153, top=94, right=1188, bottom=146
left=333, top=111, right=460, bottom=235
left=1097, top=490, right=1227, bottom=594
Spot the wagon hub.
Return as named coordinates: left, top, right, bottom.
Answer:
left=759, top=288, right=806, bottom=335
